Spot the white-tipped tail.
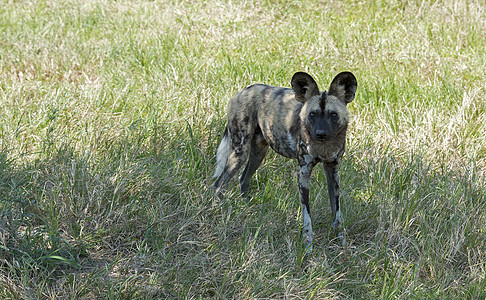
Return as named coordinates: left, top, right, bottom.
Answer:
left=213, top=129, right=230, bottom=178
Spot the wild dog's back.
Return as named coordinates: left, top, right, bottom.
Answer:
left=227, top=84, right=303, bottom=159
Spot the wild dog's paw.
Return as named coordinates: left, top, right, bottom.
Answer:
left=240, top=192, right=252, bottom=202
left=303, top=229, right=314, bottom=253
left=336, top=230, right=346, bottom=247
left=332, top=213, right=345, bottom=246
left=332, top=219, right=341, bottom=231
left=331, top=211, right=342, bottom=230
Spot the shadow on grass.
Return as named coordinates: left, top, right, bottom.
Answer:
left=0, top=120, right=222, bottom=298
left=0, top=130, right=186, bottom=297
left=0, top=147, right=85, bottom=298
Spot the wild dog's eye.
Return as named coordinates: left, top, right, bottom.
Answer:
left=330, top=112, right=338, bottom=118
left=309, top=111, right=317, bottom=118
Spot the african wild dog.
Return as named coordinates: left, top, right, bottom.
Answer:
left=212, top=72, right=357, bottom=251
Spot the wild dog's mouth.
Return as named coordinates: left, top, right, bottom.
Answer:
left=315, top=136, right=331, bottom=143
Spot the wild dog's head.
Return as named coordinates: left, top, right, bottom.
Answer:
left=292, top=71, right=357, bottom=142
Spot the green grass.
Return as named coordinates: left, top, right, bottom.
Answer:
left=1, top=0, right=485, bottom=298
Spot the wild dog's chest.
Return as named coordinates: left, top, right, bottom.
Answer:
left=299, top=138, right=346, bottom=164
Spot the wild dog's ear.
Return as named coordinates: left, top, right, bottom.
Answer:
left=328, top=72, right=357, bottom=104
left=291, top=72, right=320, bottom=103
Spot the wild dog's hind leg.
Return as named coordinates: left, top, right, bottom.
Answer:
left=212, top=129, right=252, bottom=199
left=324, top=162, right=345, bottom=244
left=239, top=130, right=268, bottom=199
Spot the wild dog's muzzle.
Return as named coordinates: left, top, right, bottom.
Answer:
left=315, top=129, right=328, bottom=141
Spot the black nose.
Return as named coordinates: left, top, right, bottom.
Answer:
left=316, top=130, right=327, bottom=140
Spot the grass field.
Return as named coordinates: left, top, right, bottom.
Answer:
left=1, top=0, right=485, bottom=298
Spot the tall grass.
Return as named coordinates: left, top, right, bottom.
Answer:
left=0, top=0, right=485, bottom=298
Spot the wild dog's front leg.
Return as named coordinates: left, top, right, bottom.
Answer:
left=298, top=154, right=316, bottom=252
left=324, top=162, right=345, bottom=244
